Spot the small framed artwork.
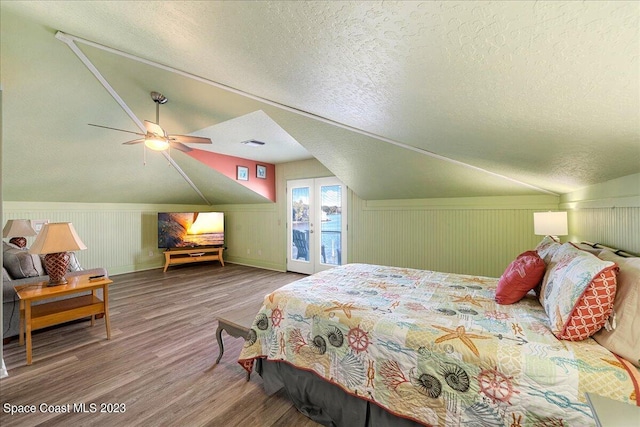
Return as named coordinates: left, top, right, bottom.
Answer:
left=256, top=164, right=267, bottom=179
left=31, top=219, right=49, bottom=233
left=237, top=165, right=249, bottom=181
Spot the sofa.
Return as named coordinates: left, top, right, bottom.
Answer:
left=2, top=242, right=108, bottom=340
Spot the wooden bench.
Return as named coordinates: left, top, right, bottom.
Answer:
left=215, top=304, right=261, bottom=381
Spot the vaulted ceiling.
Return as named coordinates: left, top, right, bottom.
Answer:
left=1, top=1, right=638, bottom=205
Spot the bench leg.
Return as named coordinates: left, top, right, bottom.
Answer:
left=215, top=325, right=224, bottom=365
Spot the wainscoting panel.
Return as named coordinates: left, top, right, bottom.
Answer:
left=349, top=196, right=547, bottom=277
left=568, top=207, right=640, bottom=255
left=2, top=202, right=212, bottom=275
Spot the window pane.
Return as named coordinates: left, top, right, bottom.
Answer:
left=320, top=185, right=342, bottom=265
left=291, top=187, right=310, bottom=262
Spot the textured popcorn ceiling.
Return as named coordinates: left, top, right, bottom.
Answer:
left=1, top=1, right=638, bottom=204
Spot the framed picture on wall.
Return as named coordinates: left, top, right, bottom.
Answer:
left=31, top=219, right=49, bottom=233
left=256, top=164, right=267, bottom=179
left=237, top=166, right=249, bottom=181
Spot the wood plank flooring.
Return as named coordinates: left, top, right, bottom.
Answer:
left=0, top=263, right=321, bottom=427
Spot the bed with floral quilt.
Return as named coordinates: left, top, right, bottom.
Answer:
left=238, top=254, right=639, bottom=426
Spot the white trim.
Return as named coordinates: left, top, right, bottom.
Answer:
left=55, top=32, right=211, bottom=205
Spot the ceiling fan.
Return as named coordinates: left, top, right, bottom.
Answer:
left=89, top=91, right=212, bottom=152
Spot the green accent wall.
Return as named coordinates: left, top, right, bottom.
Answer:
left=3, top=165, right=638, bottom=281
left=561, top=173, right=640, bottom=255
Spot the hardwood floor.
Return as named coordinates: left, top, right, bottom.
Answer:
left=0, top=263, right=321, bottom=426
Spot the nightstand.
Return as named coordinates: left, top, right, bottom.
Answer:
left=585, top=393, right=640, bottom=427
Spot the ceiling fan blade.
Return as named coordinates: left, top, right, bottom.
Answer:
left=144, top=120, right=167, bottom=137
left=170, top=141, right=193, bottom=152
left=88, top=123, right=144, bottom=136
left=122, top=138, right=145, bottom=145
left=168, top=134, right=212, bottom=144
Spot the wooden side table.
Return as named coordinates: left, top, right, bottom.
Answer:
left=14, top=274, right=112, bottom=365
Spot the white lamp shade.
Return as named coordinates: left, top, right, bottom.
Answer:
left=3, top=219, right=37, bottom=238
left=534, top=212, right=568, bottom=236
left=28, top=222, right=87, bottom=254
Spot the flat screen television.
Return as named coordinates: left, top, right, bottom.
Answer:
left=158, top=212, right=224, bottom=249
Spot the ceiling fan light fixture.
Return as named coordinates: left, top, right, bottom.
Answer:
left=145, top=135, right=170, bottom=151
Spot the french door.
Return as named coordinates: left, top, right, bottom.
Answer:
left=287, top=177, right=347, bottom=274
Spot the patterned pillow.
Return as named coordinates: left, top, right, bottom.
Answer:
left=593, top=251, right=640, bottom=367
left=535, top=235, right=561, bottom=264
left=539, top=243, right=618, bottom=340
left=495, top=251, right=546, bottom=305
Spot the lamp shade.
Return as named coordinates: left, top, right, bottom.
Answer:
left=3, top=219, right=37, bottom=238
left=534, top=212, right=568, bottom=236
left=28, top=222, right=87, bottom=255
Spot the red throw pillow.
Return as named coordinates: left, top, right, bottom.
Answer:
left=495, top=251, right=546, bottom=305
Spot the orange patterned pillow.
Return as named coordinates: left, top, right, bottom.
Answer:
left=539, top=243, right=618, bottom=341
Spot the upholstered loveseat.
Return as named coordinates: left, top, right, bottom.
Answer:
left=2, top=242, right=107, bottom=340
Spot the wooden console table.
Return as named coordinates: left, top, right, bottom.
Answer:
left=163, top=247, right=224, bottom=272
left=14, top=274, right=112, bottom=365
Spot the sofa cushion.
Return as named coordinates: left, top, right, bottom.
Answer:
left=2, top=267, right=11, bottom=282
left=3, top=246, right=45, bottom=279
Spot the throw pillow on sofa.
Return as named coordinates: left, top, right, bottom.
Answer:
left=2, top=243, right=45, bottom=279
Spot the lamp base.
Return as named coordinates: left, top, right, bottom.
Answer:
left=9, top=237, right=27, bottom=248
left=43, top=252, right=70, bottom=286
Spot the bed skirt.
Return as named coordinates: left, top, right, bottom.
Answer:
left=256, top=359, right=424, bottom=427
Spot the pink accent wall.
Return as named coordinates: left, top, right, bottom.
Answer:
left=186, top=149, right=276, bottom=202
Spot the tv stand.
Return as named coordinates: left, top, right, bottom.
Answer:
left=163, top=247, right=224, bottom=272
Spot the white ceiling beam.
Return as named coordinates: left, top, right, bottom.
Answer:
left=55, top=31, right=211, bottom=205
left=57, top=31, right=557, bottom=196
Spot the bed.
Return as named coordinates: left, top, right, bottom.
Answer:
left=238, top=241, right=640, bottom=426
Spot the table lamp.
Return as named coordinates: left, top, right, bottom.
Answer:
left=533, top=211, right=568, bottom=239
left=3, top=219, right=37, bottom=248
left=28, top=222, right=87, bottom=286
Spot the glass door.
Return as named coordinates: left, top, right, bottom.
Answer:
left=287, top=177, right=347, bottom=274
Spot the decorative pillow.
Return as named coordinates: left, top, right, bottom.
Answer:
left=3, top=247, right=45, bottom=279
left=535, top=235, right=561, bottom=264
left=572, top=242, right=603, bottom=256
left=539, top=243, right=618, bottom=341
left=67, top=252, right=84, bottom=272
left=593, top=250, right=640, bottom=367
left=495, top=251, right=546, bottom=305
